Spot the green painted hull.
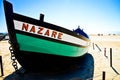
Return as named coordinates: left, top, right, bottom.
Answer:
left=16, top=33, right=88, bottom=57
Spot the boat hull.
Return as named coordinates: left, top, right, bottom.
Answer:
left=15, top=31, right=89, bottom=72
left=15, top=50, right=88, bottom=72
left=16, top=33, right=89, bottom=57
left=4, top=1, right=90, bottom=72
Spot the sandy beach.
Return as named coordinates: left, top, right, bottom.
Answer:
left=0, top=35, right=120, bottom=80
left=89, top=35, right=120, bottom=80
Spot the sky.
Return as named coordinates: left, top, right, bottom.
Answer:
left=0, top=0, right=120, bottom=34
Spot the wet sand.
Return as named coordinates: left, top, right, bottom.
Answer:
left=0, top=35, right=120, bottom=80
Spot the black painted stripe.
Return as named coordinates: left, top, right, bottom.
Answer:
left=15, top=30, right=88, bottom=48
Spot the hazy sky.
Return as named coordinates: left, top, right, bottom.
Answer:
left=0, top=0, right=120, bottom=34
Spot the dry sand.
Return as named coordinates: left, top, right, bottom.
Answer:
left=0, top=41, right=21, bottom=80
left=89, top=35, right=120, bottom=80
left=0, top=35, right=120, bottom=80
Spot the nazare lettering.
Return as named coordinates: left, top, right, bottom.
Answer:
left=22, top=23, right=63, bottom=40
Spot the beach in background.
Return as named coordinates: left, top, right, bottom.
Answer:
left=0, top=35, right=120, bottom=80
left=89, top=34, right=120, bottom=80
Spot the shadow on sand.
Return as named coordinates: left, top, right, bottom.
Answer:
left=4, top=53, right=94, bottom=80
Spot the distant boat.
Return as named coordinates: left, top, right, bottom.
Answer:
left=4, top=1, right=90, bottom=72
left=0, top=33, right=4, bottom=41
left=0, top=33, right=8, bottom=41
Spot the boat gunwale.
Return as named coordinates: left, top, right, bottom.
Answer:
left=13, top=13, right=90, bottom=42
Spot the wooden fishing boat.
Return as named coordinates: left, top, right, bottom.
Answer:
left=4, top=1, right=90, bottom=72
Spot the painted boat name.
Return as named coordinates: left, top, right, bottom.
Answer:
left=14, top=20, right=89, bottom=46
left=22, top=23, right=63, bottom=40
